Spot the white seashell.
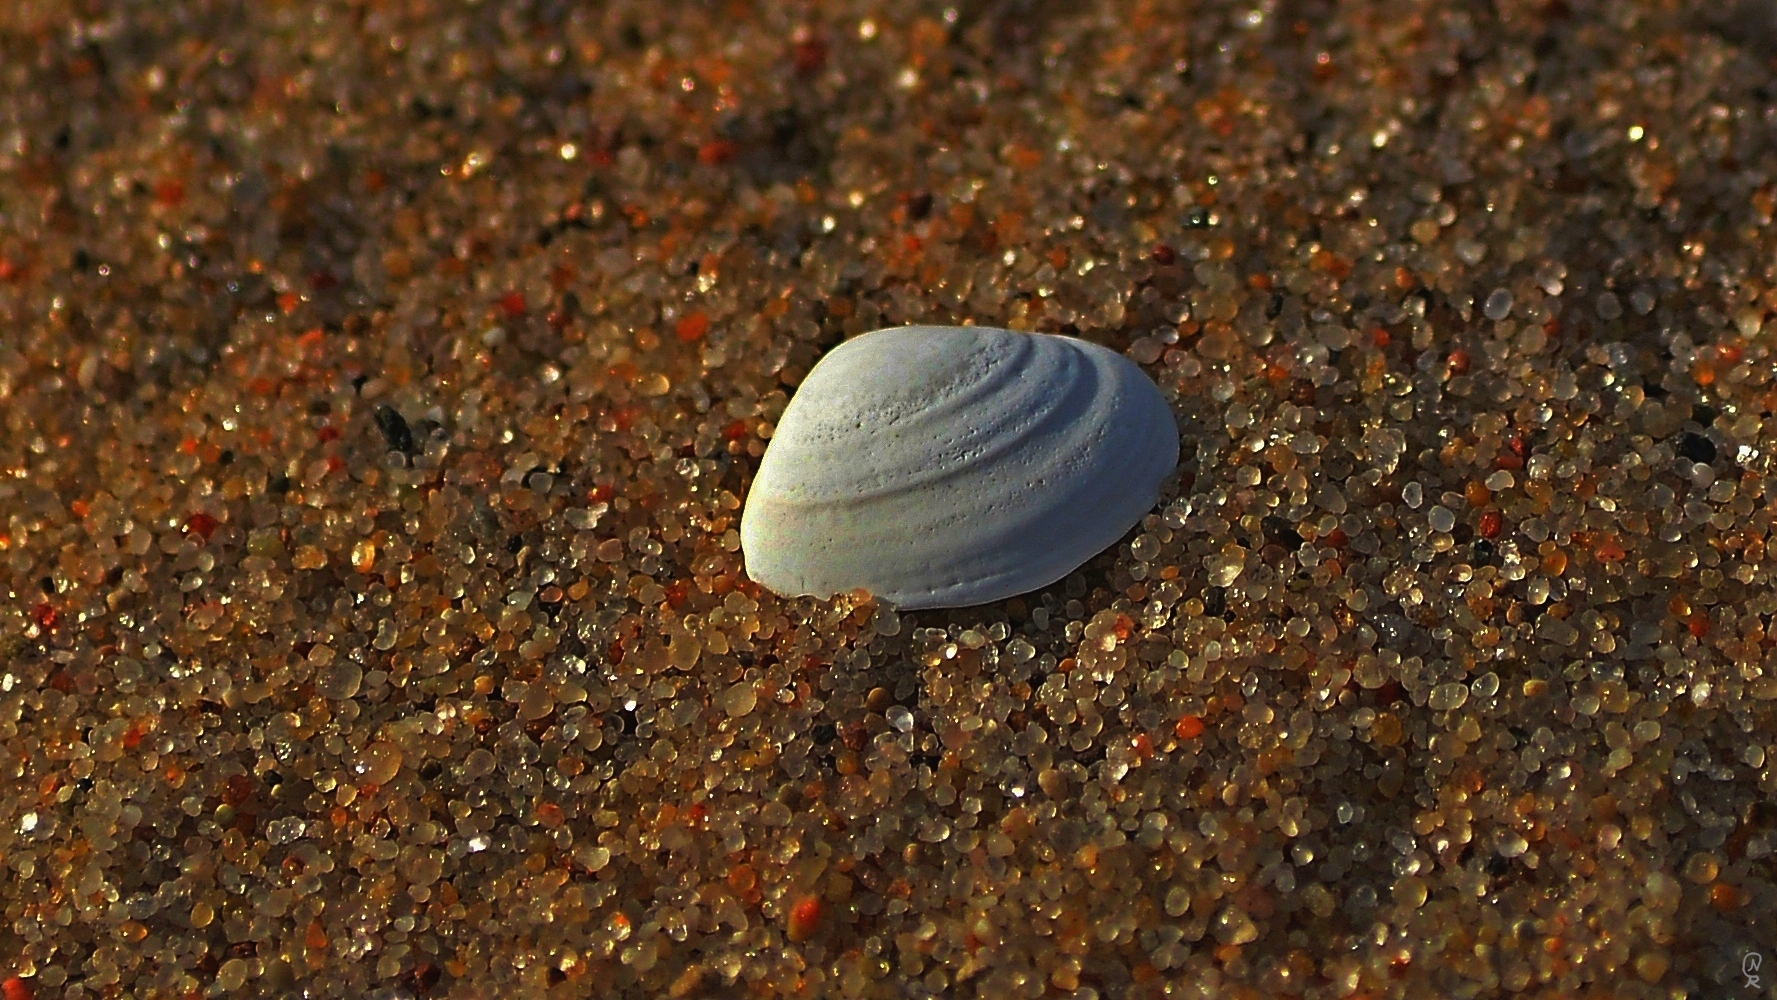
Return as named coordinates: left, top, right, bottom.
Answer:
left=741, top=325, right=1178, bottom=609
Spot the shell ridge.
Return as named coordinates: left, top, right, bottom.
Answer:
left=766, top=340, right=1102, bottom=504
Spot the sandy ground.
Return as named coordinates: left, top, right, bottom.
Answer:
left=2, top=1, right=1775, bottom=997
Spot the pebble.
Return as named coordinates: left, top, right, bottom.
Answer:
left=721, top=682, right=758, bottom=718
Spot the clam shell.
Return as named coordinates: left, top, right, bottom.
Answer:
left=741, top=325, right=1179, bottom=609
